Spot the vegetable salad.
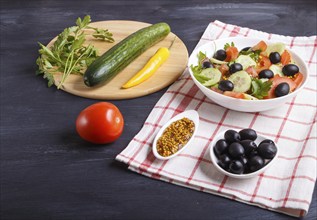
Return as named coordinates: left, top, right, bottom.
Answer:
left=191, top=40, right=304, bottom=100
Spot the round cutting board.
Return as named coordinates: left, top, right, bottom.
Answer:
left=47, top=20, right=188, bottom=100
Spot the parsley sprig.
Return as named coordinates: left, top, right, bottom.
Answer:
left=239, top=49, right=261, bottom=62
left=36, top=15, right=114, bottom=88
left=251, top=78, right=272, bottom=99
left=224, top=42, right=235, bottom=50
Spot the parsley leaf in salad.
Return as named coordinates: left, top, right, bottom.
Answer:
left=251, top=79, right=272, bottom=99
left=239, top=49, right=261, bottom=62
left=198, top=51, right=207, bottom=62
left=224, top=42, right=235, bottom=50
left=190, top=51, right=208, bottom=83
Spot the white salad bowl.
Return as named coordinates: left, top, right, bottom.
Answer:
left=188, top=37, right=309, bottom=112
left=210, top=129, right=279, bottom=179
left=152, top=110, right=199, bottom=160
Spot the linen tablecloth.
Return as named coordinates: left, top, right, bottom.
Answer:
left=116, top=20, right=317, bottom=217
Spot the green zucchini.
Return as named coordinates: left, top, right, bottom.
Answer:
left=84, top=22, right=171, bottom=87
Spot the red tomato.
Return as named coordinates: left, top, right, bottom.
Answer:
left=265, top=75, right=297, bottom=99
left=225, top=46, right=239, bottom=62
left=256, top=56, right=271, bottom=73
left=211, top=86, right=223, bottom=94
left=223, top=91, right=245, bottom=99
left=252, top=40, right=267, bottom=52
left=76, top=102, right=124, bottom=144
left=281, top=50, right=291, bottom=65
left=218, top=64, right=229, bottom=75
left=245, top=66, right=258, bottom=78
left=293, top=72, right=304, bottom=87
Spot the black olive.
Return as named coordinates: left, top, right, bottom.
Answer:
left=240, top=156, right=248, bottom=166
left=218, top=161, right=227, bottom=170
left=258, top=142, right=277, bottom=159
left=260, top=139, right=275, bottom=146
left=240, top=140, right=257, bottom=155
left=229, top=63, right=243, bottom=74
left=218, top=154, right=231, bottom=170
left=259, top=69, right=274, bottom=79
left=214, top=49, right=227, bottom=61
left=228, top=142, right=245, bottom=158
left=214, top=139, right=229, bottom=158
left=282, top=64, right=299, bottom=76
left=269, top=52, right=281, bottom=64
left=241, top=47, right=251, bottom=52
left=274, top=82, right=290, bottom=97
left=224, top=130, right=241, bottom=144
left=248, top=155, right=265, bottom=172
left=229, top=160, right=244, bottom=174
left=202, top=61, right=212, bottom=68
left=218, top=80, right=234, bottom=91
left=239, top=128, right=257, bottom=141
left=248, top=150, right=258, bottom=158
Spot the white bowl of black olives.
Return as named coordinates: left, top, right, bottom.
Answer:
left=210, top=128, right=278, bottom=179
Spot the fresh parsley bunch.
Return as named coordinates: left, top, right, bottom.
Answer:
left=36, top=15, right=114, bottom=88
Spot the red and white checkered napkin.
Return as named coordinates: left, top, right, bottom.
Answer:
left=116, top=20, right=317, bottom=217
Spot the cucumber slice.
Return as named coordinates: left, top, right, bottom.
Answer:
left=269, top=64, right=284, bottom=76
left=209, top=57, right=228, bottom=65
left=235, top=55, right=256, bottom=70
left=264, top=42, right=285, bottom=56
left=199, top=68, right=222, bottom=86
left=228, top=70, right=251, bottom=93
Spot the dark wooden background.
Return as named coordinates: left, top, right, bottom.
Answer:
left=1, top=0, right=316, bottom=219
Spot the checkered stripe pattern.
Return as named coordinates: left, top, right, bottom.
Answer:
left=116, top=20, right=317, bottom=217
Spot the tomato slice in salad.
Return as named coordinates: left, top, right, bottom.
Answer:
left=293, top=72, right=304, bottom=87
left=281, top=50, right=292, bottom=65
left=218, top=64, right=229, bottom=75
left=211, top=87, right=223, bottom=94
left=245, top=66, right=258, bottom=78
left=251, top=40, right=267, bottom=52
left=256, top=56, right=272, bottom=73
left=225, top=46, right=239, bottom=62
left=265, top=75, right=297, bottom=99
left=223, top=91, right=245, bottom=99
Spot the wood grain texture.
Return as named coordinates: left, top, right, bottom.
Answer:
left=1, top=0, right=316, bottom=220
left=49, top=20, right=188, bottom=99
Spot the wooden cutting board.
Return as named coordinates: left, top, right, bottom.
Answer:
left=47, top=20, right=188, bottom=100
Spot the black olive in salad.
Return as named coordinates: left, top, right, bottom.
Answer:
left=274, top=82, right=290, bottom=97
left=282, top=64, right=299, bottom=76
left=229, top=63, right=243, bottom=74
left=218, top=80, right=234, bottom=91
left=202, top=61, right=212, bottom=68
left=259, top=69, right=274, bottom=79
left=269, top=52, right=281, bottom=64
left=213, top=49, right=227, bottom=61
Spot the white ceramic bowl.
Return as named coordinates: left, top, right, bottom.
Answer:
left=210, top=129, right=279, bottom=179
left=152, top=110, right=199, bottom=160
left=188, top=37, right=309, bottom=112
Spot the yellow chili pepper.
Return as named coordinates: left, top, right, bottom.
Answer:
left=122, top=38, right=175, bottom=89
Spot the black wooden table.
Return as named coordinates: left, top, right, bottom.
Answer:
left=1, top=0, right=316, bottom=219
